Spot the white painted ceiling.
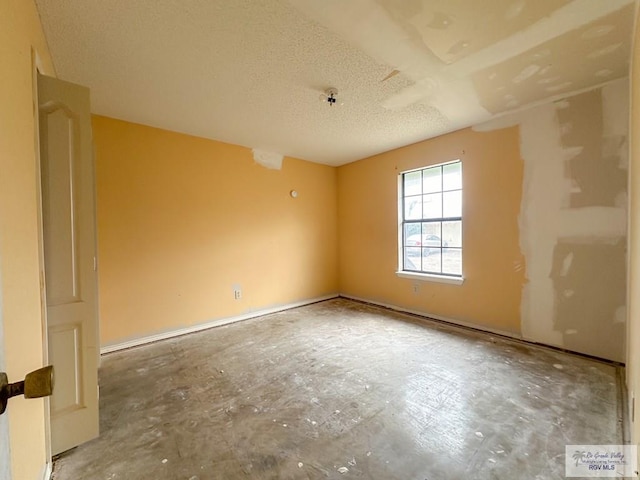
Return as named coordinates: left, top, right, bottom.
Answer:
left=35, top=0, right=636, bottom=166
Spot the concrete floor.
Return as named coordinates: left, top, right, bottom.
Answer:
left=52, top=298, right=623, bottom=479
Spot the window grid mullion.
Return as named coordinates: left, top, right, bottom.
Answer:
left=404, top=217, right=462, bottom=224
left=440, top=165, right=443, bottom=219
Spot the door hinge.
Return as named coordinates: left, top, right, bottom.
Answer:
left=93, top=256, right=97, bottom=271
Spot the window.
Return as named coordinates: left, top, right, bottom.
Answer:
left=399, top=160, right=462, bottom=278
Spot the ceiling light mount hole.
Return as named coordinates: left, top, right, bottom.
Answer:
left=319, top=87, right=343, bottom=107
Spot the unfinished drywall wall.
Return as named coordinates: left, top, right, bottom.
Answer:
left=478, top=78, right=628, bottom=362
left=93, top=116, right=338, bottom=346
left=0, top=0, right=56, bottom=478
left=627, top=2, right=640, bottom=446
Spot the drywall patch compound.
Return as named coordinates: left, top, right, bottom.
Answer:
left=252, top=149, right=283, bottom=170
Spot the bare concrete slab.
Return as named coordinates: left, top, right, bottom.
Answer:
left=51, top=298, right=623, bottom=479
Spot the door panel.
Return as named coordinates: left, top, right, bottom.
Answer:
left=41, top=108, right=80, bottom=304
left=38, top=73, right=99, bottom=455
left=49, top=324, right=83, bottom=413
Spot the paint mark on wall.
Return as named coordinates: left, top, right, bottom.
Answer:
left=587, top=43, right=623, bottom=59
left=426, top=11, right=453, bottom=30
left=582, top=25, right=615, bottom=39
left=602, top=79, right=630, bottom=169
left=559, top=252, right=574, bottom=276
left=252, top=149, right=283, bottom=170
left=513, top=65, right=541, bottom=84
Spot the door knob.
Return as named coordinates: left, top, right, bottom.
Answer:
left=0, top=365, right=54, bottom=415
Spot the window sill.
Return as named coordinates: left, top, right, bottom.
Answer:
left=396, top=271, right=465, bottom=285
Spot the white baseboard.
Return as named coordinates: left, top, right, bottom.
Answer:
left=340, top=294, right=523, bottom=341
left=100, top=294, right=339, bottom=354
left=41, top=461, right=52, bottom=480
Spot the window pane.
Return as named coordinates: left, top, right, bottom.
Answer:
left=442, top=221, right=462, bottom=248
left=404, top=223, right=421, bottom=245
left=404, top=171, right=422, bottom=196
left=422, top=221, right=441, bottom=238
left=443, top=190, right=461, bottom=218
left=404, top=196, right=422, bottom=220
left=422, top=166, right=441, bottom=194
left=443, top=162, right=462, bottom=191
left=423, top=249, right=442, bottom=273
left=442, top=248, right=462, bottom=275
left=421, top=222, right=442, bottom=256
left=422, top=193, right=442, bottom=219
left=404, top=249, right=420, bottom=270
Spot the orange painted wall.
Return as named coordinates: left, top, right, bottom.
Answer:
left=93, top=116, right=338, bottom=345
left=337, top=126, right=525, bottom=334
left=0, top=1, right=56, bottom=478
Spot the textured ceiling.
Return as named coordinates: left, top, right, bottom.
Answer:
left=35, top=0, right=636, bottom=166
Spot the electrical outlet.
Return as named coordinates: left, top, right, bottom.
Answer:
left=233, top=285, right=242, bottom=300
left=412, top=283, right=420, bottom=294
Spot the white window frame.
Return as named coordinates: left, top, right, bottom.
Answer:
left=396, top=160, right=464, bottom=286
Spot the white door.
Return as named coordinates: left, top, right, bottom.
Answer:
left=0, top=284, right=11, bottom=479
left=38, top=73, right=99, bottom=455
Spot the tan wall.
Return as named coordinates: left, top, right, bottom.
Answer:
left=0, top=1, right=56, bottom=479
left=627, top=3, right=640, bottom=446
left=93, top=116, right=338, bottom=345
left=337, top=126, right=526, bottom=334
